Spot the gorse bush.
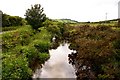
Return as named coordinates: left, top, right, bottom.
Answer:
left=2, top=25, right=52, bottom=79
left=2, top=26, right=34, bottom=53
left=2, top=53, right=32, bottom=80
left=44, top=19, right=65, bottom=37
left=38, top=53, right=50, bottom=64
left=33, top=40, right=50, bottom=53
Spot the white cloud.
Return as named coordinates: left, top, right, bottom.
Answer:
left=0, top=0, right=119, bottom=22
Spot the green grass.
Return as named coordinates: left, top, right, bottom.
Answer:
left=68, top=19, right=118, bottom=27
left=54, top=19, right=78, bottom=23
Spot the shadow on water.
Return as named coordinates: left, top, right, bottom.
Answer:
left=32, top=43, right=76, bottom=79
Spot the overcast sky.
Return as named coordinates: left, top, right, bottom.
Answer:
left=0, top=0, right=120, bottom=22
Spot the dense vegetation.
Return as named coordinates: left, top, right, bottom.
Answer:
left=62, top=25, right=120, bottom=79
left=1, top=16, right=65, bottom=79
left=2, top=13, right=26, bottom=27
left=49, top=19, right=120, bottom=79
left=2, top=25, right=52, bottom=79
left=1, top=3, right=66, bottom=79
left=2, top=13, right=27, bottom=32
left=1, top=3, right=120, bottom=80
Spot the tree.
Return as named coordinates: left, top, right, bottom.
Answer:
left=25, top=4, right=46, bottom=30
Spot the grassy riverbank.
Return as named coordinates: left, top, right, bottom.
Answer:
left=2, top=25, right=52, bottom=79
left=1, top=18, right=66, bottom=79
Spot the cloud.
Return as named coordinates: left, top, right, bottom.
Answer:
left=0, top=0, right=119, bottom=21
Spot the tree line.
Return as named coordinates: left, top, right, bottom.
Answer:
left=2, top=13, right=26, bottom=27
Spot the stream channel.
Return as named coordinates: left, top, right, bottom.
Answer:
left=32, top=43, right=76, bottom=79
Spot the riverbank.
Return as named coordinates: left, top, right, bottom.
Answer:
left=60, top=25, right=120, bottom=79
left=2, top=25, right=52, bottom=79
left=1, top=20, right=67, bottom=79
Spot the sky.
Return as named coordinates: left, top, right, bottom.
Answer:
left=0, top=0, right=120, bottom=22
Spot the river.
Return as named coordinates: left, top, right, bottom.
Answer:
left=32, top=43, right=76, bottom=79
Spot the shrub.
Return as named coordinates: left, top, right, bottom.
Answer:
left=2, top=53, right=32, bottom=80
left=33, top=40, right=51, bottom=53
left=38, top=53, right=50, bottom=64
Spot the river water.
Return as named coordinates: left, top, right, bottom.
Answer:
left=32, top=43, right=76, bottom=78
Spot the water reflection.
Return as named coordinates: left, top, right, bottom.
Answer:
left=33, top=43, right=76, bottom=78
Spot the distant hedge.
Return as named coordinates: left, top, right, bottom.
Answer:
left=2, top=13, right=27, bottom=27
left=2, top=26, right=19, bottom=31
